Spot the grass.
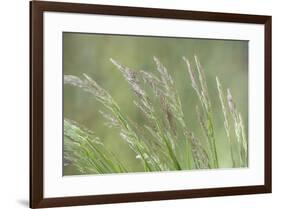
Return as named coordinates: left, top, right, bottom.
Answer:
left=64, top=56, right=248, bottom=174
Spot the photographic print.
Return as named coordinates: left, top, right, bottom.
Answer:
left=63, top=33, right=248, bottom=175
left=31, top=2, right=271, bottom=207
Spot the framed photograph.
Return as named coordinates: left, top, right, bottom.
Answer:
left=30, top=1, right=272, bottom=208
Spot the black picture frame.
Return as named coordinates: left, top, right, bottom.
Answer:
left=30, top=1, right=272, bottom=208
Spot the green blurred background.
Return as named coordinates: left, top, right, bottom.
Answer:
left=63, top=32, right=248, bottom=175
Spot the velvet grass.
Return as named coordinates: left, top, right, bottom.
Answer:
left=64, top=56, right=248, bottom=174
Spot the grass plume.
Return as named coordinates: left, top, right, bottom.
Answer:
left=64, top=56, right=248, bottom=174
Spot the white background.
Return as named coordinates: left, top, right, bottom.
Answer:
left=0, top=0, right=278, bottom=208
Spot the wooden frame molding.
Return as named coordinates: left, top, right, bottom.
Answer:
left=30, top=1, right=272, bottom=208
